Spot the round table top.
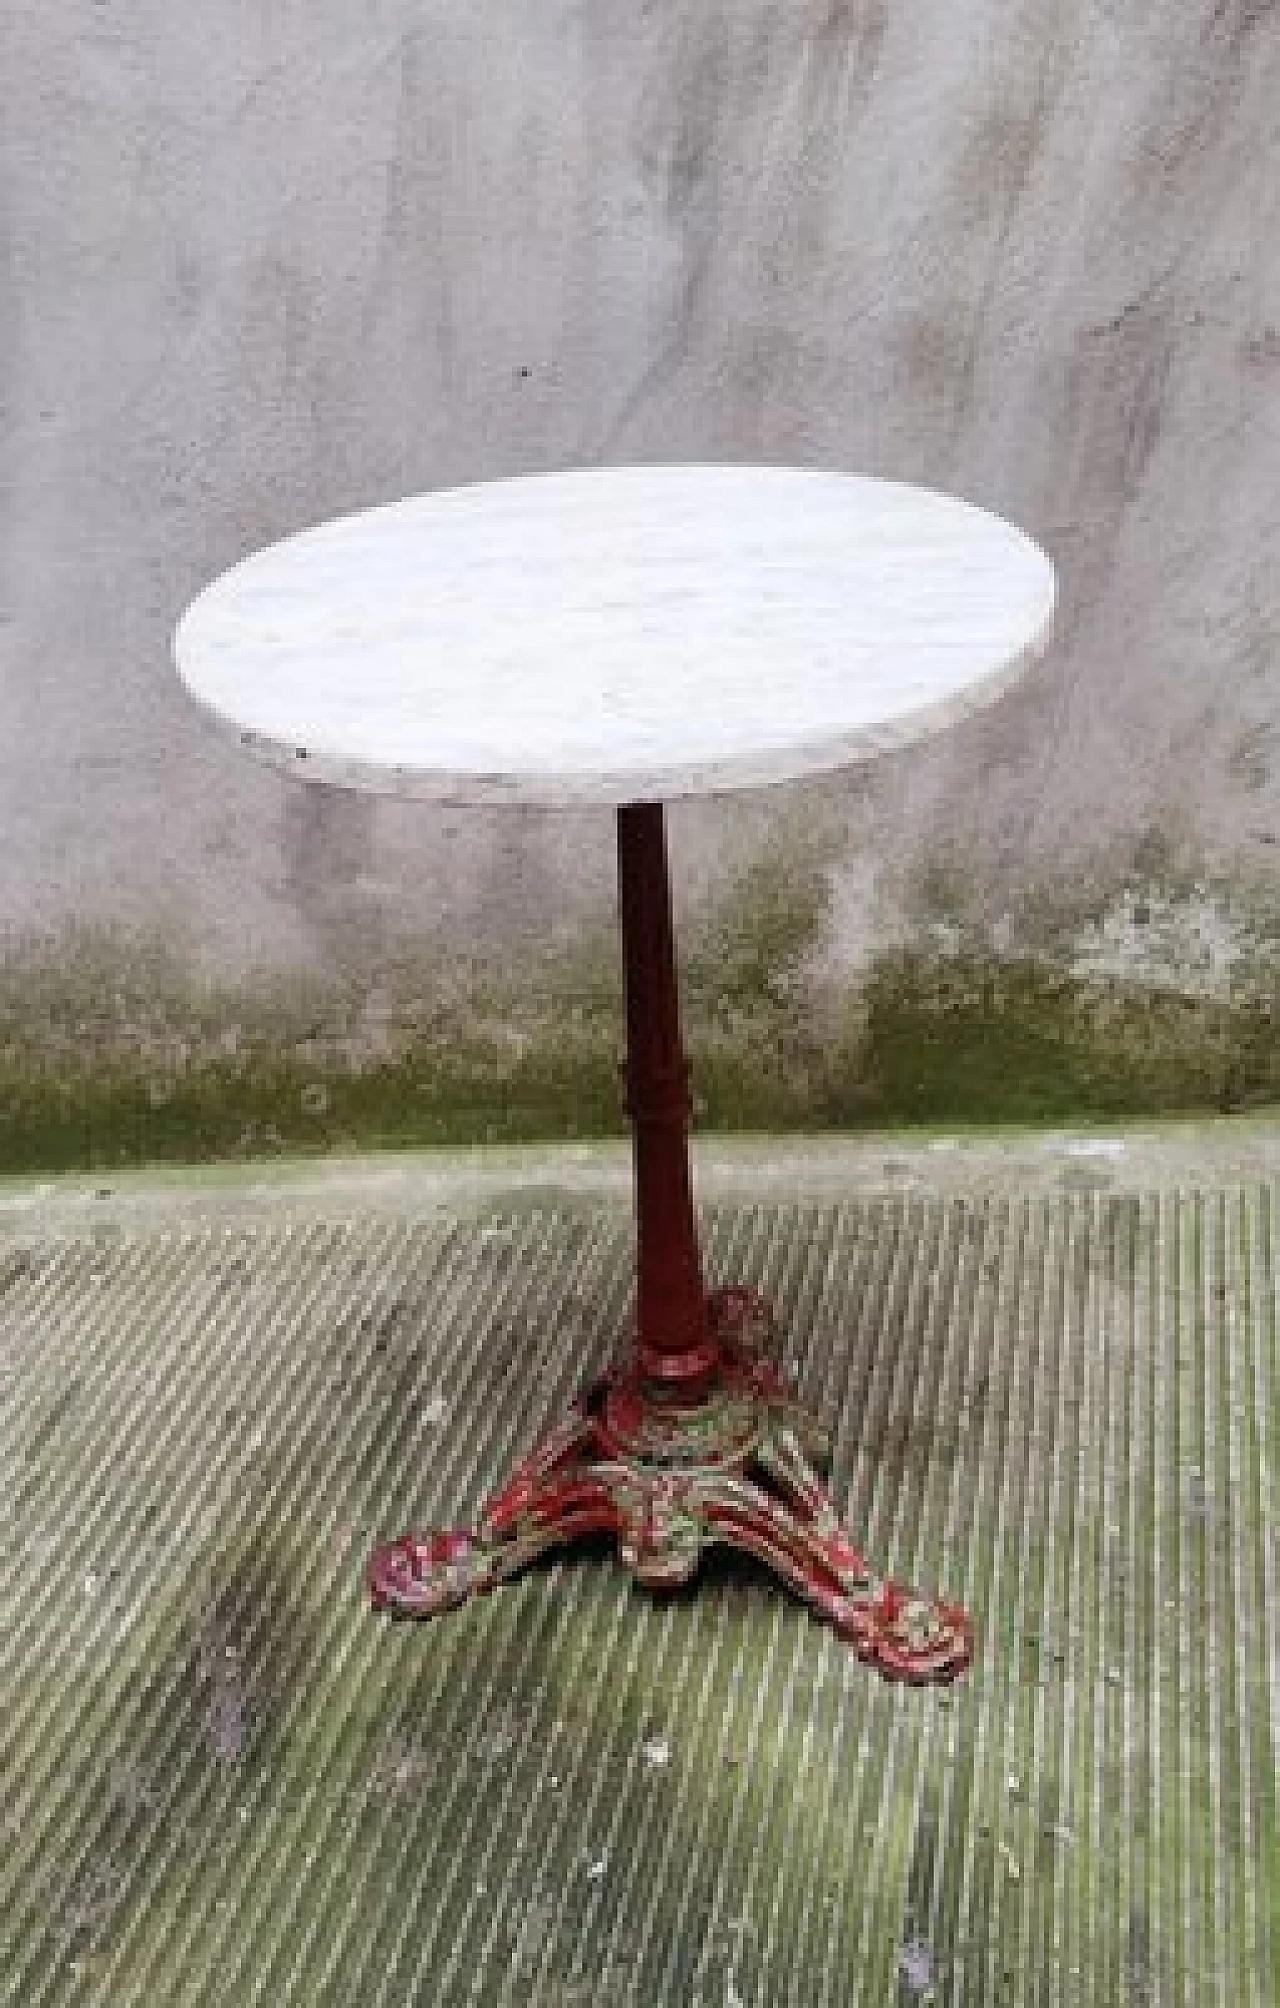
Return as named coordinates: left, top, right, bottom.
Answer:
left=174, top=464, right=1055, bottom=807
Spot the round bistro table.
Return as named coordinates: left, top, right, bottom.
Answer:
left=174, top=463, right=1055, bottom=1684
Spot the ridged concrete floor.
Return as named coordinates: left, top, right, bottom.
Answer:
left=1, top=1135, right=1277, bottom=2006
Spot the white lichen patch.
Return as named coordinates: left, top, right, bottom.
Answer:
left=1070, top=886, right=1260, bottom=994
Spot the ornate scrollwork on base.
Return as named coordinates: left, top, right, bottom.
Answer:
left=369, top=1287, right=972, bottom=1686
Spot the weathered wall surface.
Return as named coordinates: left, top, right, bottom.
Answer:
left=2, top=1, right=1278, bottom=1166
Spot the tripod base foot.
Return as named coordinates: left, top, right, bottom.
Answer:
left=369, top=1288, right=972, bottom=1685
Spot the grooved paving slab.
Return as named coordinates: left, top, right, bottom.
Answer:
left=1, top=1186, right=1276, bottom=2006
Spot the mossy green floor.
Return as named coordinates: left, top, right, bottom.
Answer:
left=0, top=1163, right=1276, bottom=2004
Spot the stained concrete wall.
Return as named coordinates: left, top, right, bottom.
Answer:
left=2, top=1, right=1278, bottom=1164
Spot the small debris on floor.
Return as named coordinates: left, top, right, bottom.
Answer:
left=474, top=1699, right=521, bottom=1763
left=367, top=1726, right=439, bottom=1800
left=205, top=1680, right=250, bottom=1766
left=898, top=1935, right=935, bottom=1995
left=57, top=1856, right=125, bottom=1944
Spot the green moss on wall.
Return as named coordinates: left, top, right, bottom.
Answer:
left=833, top=952, right=1279, bottom=1124
left=0, top=861, right=1277, bottom=1173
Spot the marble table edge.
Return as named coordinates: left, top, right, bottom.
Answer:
left=177, top=596, right=1055, bottom=809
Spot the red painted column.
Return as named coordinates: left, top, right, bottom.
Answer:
left=617, top=802, right=719, bottom=1393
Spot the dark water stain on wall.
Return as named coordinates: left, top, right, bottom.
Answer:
left=1204, top=0, right=1277, bottom=54
left=805, top=0, right=887, bottom=88
left=281, top=781, right=375, bottom=910
left=593, top=7, right=731, bottom=455
left=281, top=780, right=387, bottom=970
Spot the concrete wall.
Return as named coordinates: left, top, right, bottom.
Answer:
left=2, top=1, right=1278, bottom=1165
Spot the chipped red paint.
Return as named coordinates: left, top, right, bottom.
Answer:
left=370, top=807, right=972, bottom=1685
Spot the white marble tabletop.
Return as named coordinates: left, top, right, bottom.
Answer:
left=174, top=464, right=1055, bottom=807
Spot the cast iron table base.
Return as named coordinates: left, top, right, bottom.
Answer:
left=369, top=804, right=972, bottom=1684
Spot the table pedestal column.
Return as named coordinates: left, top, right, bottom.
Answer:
left=617, top=801, right=719, bottom=1392
left=369, top=804, right=972, bottom=1683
